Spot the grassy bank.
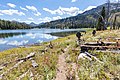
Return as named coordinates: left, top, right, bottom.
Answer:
left=0, top=29, right=120, bottom=80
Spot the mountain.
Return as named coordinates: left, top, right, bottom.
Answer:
left=38, top=3, right=120, bottom=29
left=29, top=22, right=38, bottom=27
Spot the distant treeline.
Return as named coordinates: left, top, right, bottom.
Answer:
left=0, top=19, right=31, bottom=30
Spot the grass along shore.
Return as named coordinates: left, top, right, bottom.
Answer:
left=0, top=29, right=120, bottom=80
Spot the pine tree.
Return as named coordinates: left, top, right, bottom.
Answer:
left=96, top=6, right=106, bottom=31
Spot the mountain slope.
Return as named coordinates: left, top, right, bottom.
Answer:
left=38, top=3, right=120, bottom=29
left=29, top=22, right=38, bottom=27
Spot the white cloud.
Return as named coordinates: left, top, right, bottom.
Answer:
left=26, top=33, right=58, bottom=40
left=7, top=3, right=16, bottom=8
left=0, top=13, right=3, bottom=15
left=59, top=6, right=82, bottom=16
left=43, top=6, right=97, bottom=16
left=28, top=17, right=34, bottom=20
left=43, top=8, right=57, bottom=15
left=111, top=0, right=119, bottom=2
left=39, top=34, right=58, bottom=39
left=20, top=6, right=28, bottom=11
left=26, top=5, right=37, bottom=12
left=18, top=15, right=50, bottom=23
left=34, top=11, right=41, bottom=16
left=7, top=40, right=28, bottom=46
left=12, top=18, right=21, bottom=21
left=37, top=6, right=97, bottom=23
left=19, top=20, right=34, bottom=24
left=43, top=6, right=82, bottom=16
left=71, top=0, right=77, bottom=2
left=83, top=6, right=96, bottom=12
left=0, top=40, right=8, bottom=44
left=53, top=16, right=62, bottom=20
left=0, top=9, right=25, bottom=16
left=39, top=17, right=52, bottom=23
left=16, top=35, right=23, bottom=38
left=37, top=40, right=43, bottom=43
left=26, top=5, right=41, bottom=16
left=38, top=16, right=62, bottom=23
left=44, top=34, right=53, bottom=39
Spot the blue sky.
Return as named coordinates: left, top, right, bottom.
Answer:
left=0, top=0, right=109, bottom=24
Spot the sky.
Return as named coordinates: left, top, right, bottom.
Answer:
left=0, top=0, right=111, bottom=24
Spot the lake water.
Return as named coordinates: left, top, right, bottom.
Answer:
left=0, top=29, right=85, bottom=51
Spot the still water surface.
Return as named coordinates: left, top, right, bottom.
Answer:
left=0, top=29, right=85, bottom=51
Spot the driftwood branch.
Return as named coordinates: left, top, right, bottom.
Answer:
left=95, top=50, right=120, bottom=54
left=0, top=52, right=35, bottom=79
left=17, top=69, right=30, bottom=80
left=84, top=42, right=117, bottom=46
left=29, top=58, right=38, bottom=68
left=81, top=45, right=120, bottom=50
left=78, top=52, right=103, bottom=64
left=0, top=52, right=35, bottom=68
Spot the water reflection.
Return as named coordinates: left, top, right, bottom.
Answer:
left=50, top=30, right=86, bottom=37
left=0, top=32, right=26, bottom=39
left=0, top=29, right=85, bottom=51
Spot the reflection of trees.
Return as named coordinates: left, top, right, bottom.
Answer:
left=50, top=30, right=86, bottom=37
left=0, top=32, right=26, bottom=38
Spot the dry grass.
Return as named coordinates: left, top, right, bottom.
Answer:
left=0, top=29, right=120, bottom=80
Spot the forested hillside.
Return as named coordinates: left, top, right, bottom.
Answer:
left=0, top=19, right=31, bottom=30
left=38, top=3, right=120, bottom=29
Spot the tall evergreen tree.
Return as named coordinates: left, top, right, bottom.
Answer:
left=96, top=6, right=106, bottom=30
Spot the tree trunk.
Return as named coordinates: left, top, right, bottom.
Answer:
left=113, top=15, right=117, bottom=30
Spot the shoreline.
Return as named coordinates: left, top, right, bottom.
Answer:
left=0, top=29, right=87, bottom=52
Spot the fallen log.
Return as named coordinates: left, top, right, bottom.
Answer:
left=0, top=60, right=24, bottom=79
left=30, top=70, right=34, bottom=80
left=0, top=52, right=35, bottom=70
left=97, top=37, right=118, bottom=40
left=81, top=45, right=120, bottom=51
left=29, top=58, right=38, bottom=68
left=0, top=52, right=35, bottom=79
left=115, top=38, right=120, bottom=40
left=95, top=50, right=120, bottom=53
left=78, top=52, right=103, bottom=63
left=26, top=52, right=35, bottom=59
left=0, top=66, right=5, bottom=71
left=17, top=69, right=30, bottom=80
left=84, top=42, right=116, bottom=46
left=78, top=53, right=92, bottom=61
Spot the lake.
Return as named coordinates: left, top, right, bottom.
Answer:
left=0, top=29, right=85, bottom=51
